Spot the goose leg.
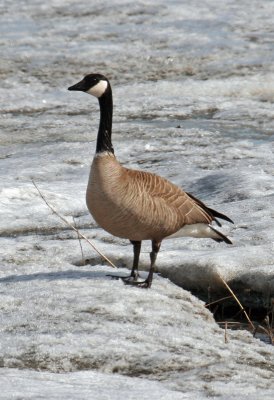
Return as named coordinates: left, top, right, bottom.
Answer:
left=122, top=240, right=141, bottom=282
left=131, top=240, right=142, bottom=279
left=143, top=240, right=161, bottom=288
left=107, top=240, right=141, bottom=282
left=109, top=240, right=161, bottom=288
left=125, top=240, right=161, bottom=288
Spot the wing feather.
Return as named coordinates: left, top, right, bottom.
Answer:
left=125, top=168, right=215, bottom=230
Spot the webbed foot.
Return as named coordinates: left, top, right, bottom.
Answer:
left=106, top=273, right=151, bottom=288
left=106, top=272, right=139, bottom=282
left=123, top=278, right=151, bottom=288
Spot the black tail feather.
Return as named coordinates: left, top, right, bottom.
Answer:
left=186, top=192, right=234, bottom=226
left=207, top=207, right=234, bottom=225
left=210, top=225, right=233, bottom=245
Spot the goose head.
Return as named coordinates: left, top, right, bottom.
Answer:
left=68, top=73, right=109, bottom=98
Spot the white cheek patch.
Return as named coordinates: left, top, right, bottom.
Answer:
left=87, top=80, right=108, bottom=98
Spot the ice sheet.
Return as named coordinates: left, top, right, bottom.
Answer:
left=1, top=0, right=274, bottom=398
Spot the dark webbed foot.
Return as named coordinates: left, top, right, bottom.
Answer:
left=107, top=266, right=139, bottom=282
left=122, top=274, right=139, bottom=283
left=107, top=240, right=141, bottom=283
left=106, top=273, right=138, bottom=281
left=107, top=240, right=160, bottom=289
left=122, top=240, right=160, bottom=289
left=123, top=278, right=152, bottom=288
left=106, top=272, right=150, bottom=287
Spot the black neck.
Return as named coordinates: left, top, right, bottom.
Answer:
left=96, top=85, right=114, bottom=154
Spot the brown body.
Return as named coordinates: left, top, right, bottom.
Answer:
left=86, top=152, right=226, bottom=243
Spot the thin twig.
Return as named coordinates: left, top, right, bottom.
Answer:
left=218, top=275, right=255, bottom=331
left=73, top=216, right=85, bottom=266
left=205, top=295, right=233, bottom=308
left=264, top=316, right=274, bottom=344
left=218, top=321, right=248, bottom=326
left=32, top=180, right=117, bottom=269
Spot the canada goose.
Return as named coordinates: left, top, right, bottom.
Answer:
left=68, top=73, right=233, bottom=288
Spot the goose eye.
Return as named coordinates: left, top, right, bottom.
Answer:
left=91, top=78, right=99, bottom=87
left=85, top=76, right=98, bottom=86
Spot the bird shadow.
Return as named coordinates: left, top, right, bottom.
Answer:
left=0, top=268, right=117, bottom=285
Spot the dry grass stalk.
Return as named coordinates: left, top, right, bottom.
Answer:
left=32, top=180, right=117, bottom=269
left=205, top=295, right=233, bottom=308
left=218, top=321, right=247, bottom=326
left=218, top=275, right=255, bottom=331
left=219, top=320, right=273, bottom=344
left=253, top=323, right=273, bottom=344
left=263, top=316, right=274, bottom=344
left=73, top=216, right=85, bottom=266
